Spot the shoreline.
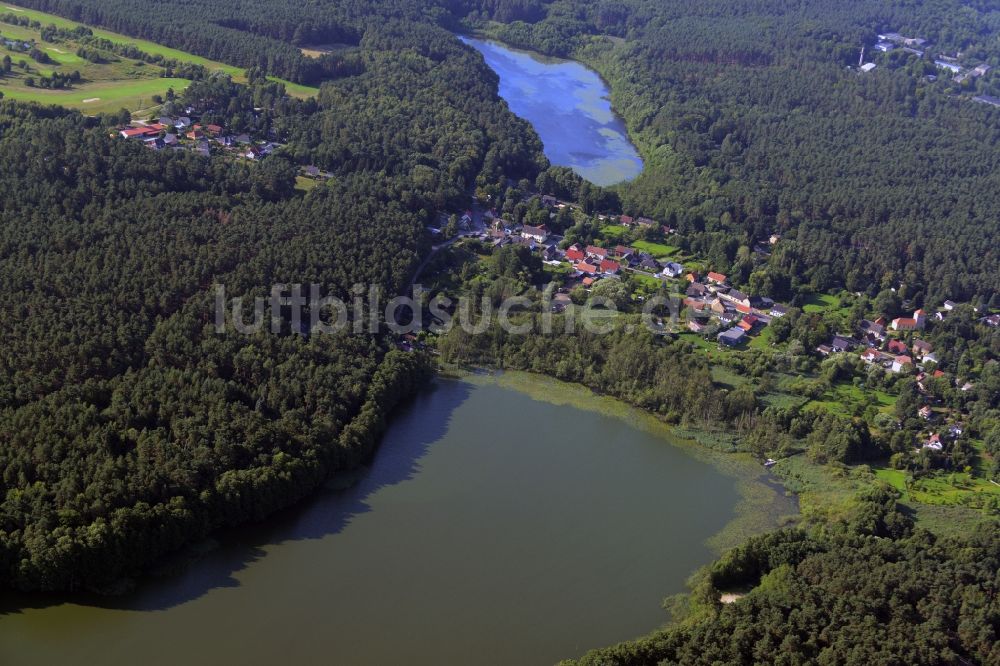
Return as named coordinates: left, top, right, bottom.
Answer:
left=454, top=368, right=800, bottom=556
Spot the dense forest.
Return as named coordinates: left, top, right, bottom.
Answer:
left=0, top=1, right=547, bottom=589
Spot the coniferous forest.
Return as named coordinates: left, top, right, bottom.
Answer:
left=0, top=0, right=999, bottom=662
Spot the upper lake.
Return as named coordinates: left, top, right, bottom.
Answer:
left=0, top=377, right=792, bottom=665
left=461, top=36, right=643, bottom=187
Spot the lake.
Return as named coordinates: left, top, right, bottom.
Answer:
left=0, top=377, right=787, bottom=665
left=461, top=36, right=643, bottom=187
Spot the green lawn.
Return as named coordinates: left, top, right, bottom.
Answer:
left=1, top=77, right=192, bottom=114
left=748, top=326, right=774, bottom=349
left=632, top=239, right=679, bottom=258
left=3, top=3, right=318, bottom=98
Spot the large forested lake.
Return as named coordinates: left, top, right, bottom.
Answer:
left=0, top=377, right=791, bottom=665
left=460, top=36, right=643, bottom=187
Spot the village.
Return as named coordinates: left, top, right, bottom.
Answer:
left=431, top=190, right=999, bottom=478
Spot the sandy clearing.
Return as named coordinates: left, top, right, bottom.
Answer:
left=82, top=97, right=100, bottom=103
left=720, top=593, right=744, bottom=604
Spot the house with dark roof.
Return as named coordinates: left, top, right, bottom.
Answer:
left=521, top=225, right=549, bottom=243
left=718, top=327, right=746, bottom=346
left=912, top=339, right=933, bottom=358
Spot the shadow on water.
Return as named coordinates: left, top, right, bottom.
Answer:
left=0, top=379, right=474, bottom=617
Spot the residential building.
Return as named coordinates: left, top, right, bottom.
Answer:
left=718, top=327, right=746, bottom=346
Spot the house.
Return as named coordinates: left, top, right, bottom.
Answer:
left=717, top=310, right=739, bottom=325
left=707, top=272, right=728, bottom=285
left=638, top=257, right=660, bottom=272
left=541, top=195, right=558, bottom=207
left=912, top=339, right=933, bottom=358
left=599, top=259, right=621, bottom=275
left=891, top=309, right=925, bottom=331
left=981, top=314, right=1000, bottom=327
left=919, top=405, right=933, bottom=420
left=585, top=245, right=609, bottom=260
left=119, top=126, right=160, bottom=139
left=942, top=300, right=958, bottom=310
left=874, top=41, right=895, bottom=52
left=688, top=319, right=707, bottom=333
left=204, top=124, right=224, bottom=135
left=661, top=262, right=684, bottom=278
left=565, top=246, right=586, bottom=262
left=709, top=298, right=727, bottom=315
left=737, top=315, right=759, bottom=332
left=174, top=116, right=192, bottom=129
left=636, top=217, right=656, bottom=227
left=923, top=433, right=943, bottom=451
left=887, top=339, right=908, bottom=355
left=816, top=344, right=833, bottom=356
left=684, top=298, right=709, bottom=313
left=614, top=245, right=635, bottom=259
left=935, top=60, right=962, bottom=74
left=770, top=304, right=788, bottom=317
left=720, top=289, right=751, bottom=309
left=245, top=145, right=263, bottom=159
left=541, top=245, right=558, bottom=261
left=186, top=129, right=204, bottom=140
left=551, top=292, right=572, bottom=313
left=163, top=133, right=179, bottom=146
left=861, top=348, right=883, bottom=364
left=582, top=276, right=596, bottom=287
left=718, top=327, right=746, bottom=346
left=686, top=283, right=709, bottom=298
left=685, top=272, right=697, bottom=283
left=574, top=262, right=598, bottom=275
left=521, top=225, right=549, bottom=243
left=619, top=215, right=634, bottom=225
left=859, top=319, right=886, bottom=340
left=831, top=335, right=856, bottom=352
left=891, top=355, right=913, bottom=373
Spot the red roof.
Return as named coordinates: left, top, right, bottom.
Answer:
left=575, top=262, right=598, bottom=275
left=585, top=245, right=608, bottom=258
left=736, top=303, right=752, bottom=314
left=932, top=369, right=945, bottom=378
left=599, top=259, right=620, bottom=274
left=620, top=215, right=634, bottom=224
left=895, top=355, right=913, bottom=365
left=121, top=126, right=159, bottom=138
left=582, top=277, right=595, bottom=286
left=565, top=248, right=586, bottom=262
left=707, top=272, right=727, bottom=283
left=888, top=339, right=908, bottom=354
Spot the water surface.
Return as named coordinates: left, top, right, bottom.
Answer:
left=1, top=379, right=744, bottom=665
left=461, top=36, right=643, bottom=186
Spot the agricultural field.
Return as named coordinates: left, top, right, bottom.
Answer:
left=0, top=3, right=316, bottom=113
